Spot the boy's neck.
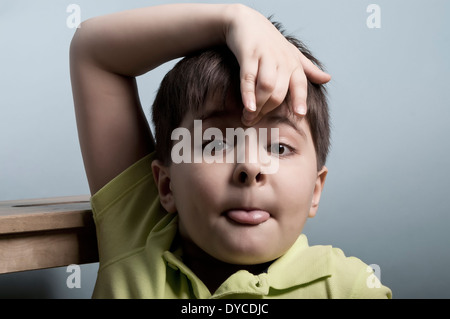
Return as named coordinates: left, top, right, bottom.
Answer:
left=181, top=238, right=273, bottom=294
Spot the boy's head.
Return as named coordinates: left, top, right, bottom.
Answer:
left=151, top=22, right=330, bottom=265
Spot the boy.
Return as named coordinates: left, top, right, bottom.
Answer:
left=70, top=3, right=391, bottom=298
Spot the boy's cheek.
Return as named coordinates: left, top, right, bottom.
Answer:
left=273, top=175, right=316, bottom=212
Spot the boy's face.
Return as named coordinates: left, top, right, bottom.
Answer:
left=153, top=96, right=327, bottom=265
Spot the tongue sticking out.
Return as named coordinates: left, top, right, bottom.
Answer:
left=225, top=209, right=270, bottom=225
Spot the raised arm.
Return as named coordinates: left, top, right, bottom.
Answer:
left=70, top=4, right=231, bottom=194
left=70, top=3, right=330, bottom=195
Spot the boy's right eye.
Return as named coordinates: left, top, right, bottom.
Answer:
left=202, top=139, right=232, bottom=155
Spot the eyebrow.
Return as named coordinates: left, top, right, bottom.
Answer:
left=191, top=110, right=307, bottom=139
left=186, top=109, right=230, bottom=131
left=264, top=115, right=307, bottom=139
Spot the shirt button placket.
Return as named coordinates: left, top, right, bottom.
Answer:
left=254, top=274, right=269, bottom=295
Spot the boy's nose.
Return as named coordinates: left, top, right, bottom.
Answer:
left=232, top=162, right=266, bottom=186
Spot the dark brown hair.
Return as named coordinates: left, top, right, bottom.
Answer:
left=152, top=21, right=330, bottom=169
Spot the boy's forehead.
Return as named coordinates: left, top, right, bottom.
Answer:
left=182, top=91, right=240, bottom=125
left=261, top=103, right=311, bottom=139
left=185, top=93, right=309, bottom=138
left=199, top=92, right=242, bottom=118
left=198, top=93, right=294, bottom=121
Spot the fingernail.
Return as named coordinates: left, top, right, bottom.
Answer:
left=247, top=101, right=256, bottom=112
left=295, top=104, right=307, bottom=115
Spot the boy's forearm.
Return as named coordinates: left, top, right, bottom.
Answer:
left=71, top=3, right=234, bottom=76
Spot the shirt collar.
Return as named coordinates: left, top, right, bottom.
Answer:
left=266, top=234, right=332, bottom=290
left=163, top=233, right=332, bottom=297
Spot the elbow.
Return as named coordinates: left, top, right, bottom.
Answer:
left=69, top=22, right=85, bottom=66
left=69, top=17, right=98, bottom=63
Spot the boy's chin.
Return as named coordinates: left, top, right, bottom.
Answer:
left=210, top=246, right=282, bottom=266
left=215, top=230, right=296, bottom=265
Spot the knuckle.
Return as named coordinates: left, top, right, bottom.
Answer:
left=266, top=94, right=284, bottom=109
left=292, top=67, right=307, bottom=83
left=271, top=88, right=287, bottom=105
left=257, top=77, right=275, bottom=92
left=242, top=72, right=257, bottom=85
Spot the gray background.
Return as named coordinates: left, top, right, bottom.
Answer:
left=1, top=0, right=449, bottom=298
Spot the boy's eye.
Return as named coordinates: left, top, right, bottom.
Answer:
left=268, top=143, right=294, bottom=156
left=202, top=139, right=231, bottom=154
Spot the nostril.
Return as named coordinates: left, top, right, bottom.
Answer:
left=239, top=171, right=247, bottom=183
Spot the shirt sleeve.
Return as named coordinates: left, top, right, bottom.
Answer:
left=90, top=153, right=166, bottom=266
left=350, top=265, right=393, bottom=299
left=328, top=247, right=392, bottom=299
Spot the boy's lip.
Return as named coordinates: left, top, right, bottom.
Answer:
left=222, top=208, right=271, bottom=225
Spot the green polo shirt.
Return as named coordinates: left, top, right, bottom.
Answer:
left=91, top=153, right=392, bottom=299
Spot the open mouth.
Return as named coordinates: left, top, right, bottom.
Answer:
left=223, top=208, right=270, bottom=225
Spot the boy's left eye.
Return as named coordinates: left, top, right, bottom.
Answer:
left=268, top=143, right=294, bottom=156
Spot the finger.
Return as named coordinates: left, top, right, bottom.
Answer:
left=243, top=80, right=287, bottom=126
left=242, top=108, right=257, bottom=126
left=240, top=57, right=258, bottom=113
left=242, top=108, right=264, bottom=127
left=299, top=53, right=331, bottom=84
left=258, top=67, right=290, bottom=118
left=254, top=58, right=278, bottom=111
left=242, top=57, right=276, bottom=124
left=289, top=66, right=308, bottom=116
left=242, top=63, right=290, bottom=126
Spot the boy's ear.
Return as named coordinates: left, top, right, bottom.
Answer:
left=309, top=166, right=328, bottom=218
left=151, top=160, right=177, bottom=214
